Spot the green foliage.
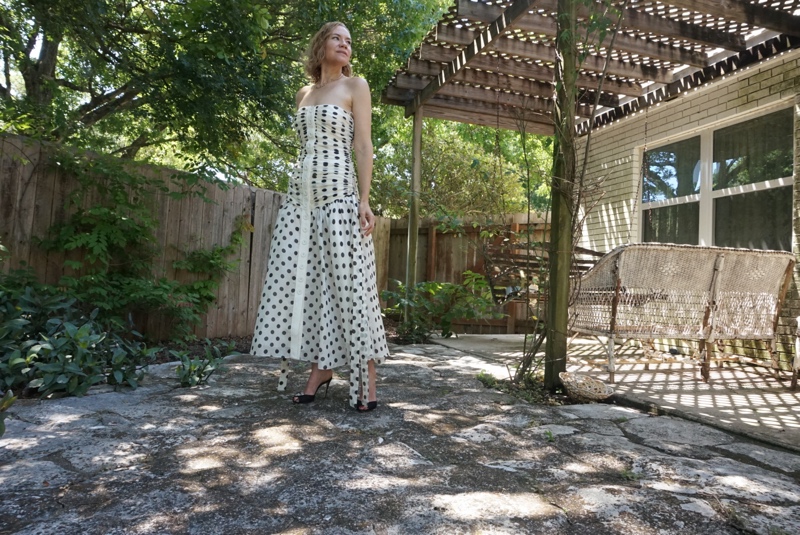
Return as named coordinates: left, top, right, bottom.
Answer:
left=0, top=390, right=16, bottom=437
left=372, top=117, right=552, bottom=218
left=577, top=0, right=623, bottom=63
left=476, top=370, right=498, bottom=389
left=544, top=429, right=555, bottom=442
left=620, top=468, right=642, bottom=482
left=173, top=340, right=235, bottom=387
left=0, top=276, right=159, bottom=398
left=381, top=270, right=501, bottom=343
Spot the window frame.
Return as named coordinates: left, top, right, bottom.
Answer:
left=638, top=102, right=795, bottom=248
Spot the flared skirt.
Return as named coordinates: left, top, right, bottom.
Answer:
left=250, top=195, right=388, bottom=407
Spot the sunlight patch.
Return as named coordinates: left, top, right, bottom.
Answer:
left=431, top=492, right=553, bottom=520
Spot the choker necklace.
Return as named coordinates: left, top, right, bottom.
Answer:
left=315, top=73, right=344, bottom=88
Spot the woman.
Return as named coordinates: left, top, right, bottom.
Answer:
left=250, top=22, right=388, bottom=411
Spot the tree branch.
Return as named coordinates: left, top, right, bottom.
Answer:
left=112, top=126, right=170, bottom=159
left=21, top=31, right=62, bottom=106
left=79, top=92, right=143, bottom=128
left=55, top=78, right=88, bottom=92
left=23, top=25, right=39, bottom=57
left=75, top=83, right=133, bottom=117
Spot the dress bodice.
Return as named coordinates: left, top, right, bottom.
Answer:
left=288, top=104, right=357, bottom=207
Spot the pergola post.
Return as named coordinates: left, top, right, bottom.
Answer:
left=404, top=106, right=423, bottom=323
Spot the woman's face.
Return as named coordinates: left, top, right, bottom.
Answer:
left=323, top=25, right=351, bottom=66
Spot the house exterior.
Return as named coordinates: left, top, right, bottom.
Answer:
left=579, top=46, right=800, bottom=364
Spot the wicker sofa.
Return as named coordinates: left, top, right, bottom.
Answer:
left=569, top=243, right=796, bottom=386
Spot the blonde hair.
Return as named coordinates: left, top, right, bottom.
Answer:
left=304, top=22, right=352, bottom=84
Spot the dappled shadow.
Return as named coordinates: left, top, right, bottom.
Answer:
left=2, top=347, right=800, bottom=533
left=564, top=337, right=800, bottom=451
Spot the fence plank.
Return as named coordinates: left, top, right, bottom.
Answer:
left=248, top=190, right=283, bottom=337
left=373, top=216, right=391, bottom=305
left=230, top=187, right=248, bottom=337
left=30, top=150, right=56, bottom=283
left=44, top=164, right=67, bottom=284
left=12, top=142, right=40, bottom=273
left=196, top=186, right=216, bottom=338
left=148, top=169, right=172, bottom=278
left=195, top=185, right=222, bottom=338
left=215, top=184, right=236, bottom=338
left=0, top=138, right=22, bottom=266
left=1, top=137, right=41, bottom=272
left=226, top=186, right=244, bottom=337
left=247, top=189, right=269, bottom=333
left=149, top=175, right=183, bottom=340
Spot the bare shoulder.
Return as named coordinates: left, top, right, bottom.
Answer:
left=346, top=76, right=370, bottom=92
left=295, top=85, right=313, bottom=107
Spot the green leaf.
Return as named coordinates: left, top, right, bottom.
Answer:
left=27, top=378, right=44, bottom=389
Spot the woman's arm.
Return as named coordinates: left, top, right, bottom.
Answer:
left=350, top=77, right=376, bottom=237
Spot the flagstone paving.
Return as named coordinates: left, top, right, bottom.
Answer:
left=2, top=342, right=799, bottom=534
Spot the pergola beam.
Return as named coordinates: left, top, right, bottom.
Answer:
left=665, top=0, right=800, bottom=37
left=396, top=70, right=619, bottom=108
left=456, top=0, right=744, bottom=54
left=422, top=32, right=676, bottom=83
left=405, top=0, right=535, bottom=116
left=409, top=55, right=646, bottom=96
left=385, top=83, right=597, bottom=117
left=423, top=98, right=555, bottom=135
left=427, top=95, right=553, bottom=125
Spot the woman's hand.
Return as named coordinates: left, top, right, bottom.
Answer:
left=359, top=199, right=376, bottom=237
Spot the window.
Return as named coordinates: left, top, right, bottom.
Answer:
left=641, top=107, right=794, bottom=250
left=642, top=136, right=701, bottom=245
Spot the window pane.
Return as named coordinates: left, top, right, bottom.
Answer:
left=642, top=203, right=699, bottom=245
left=643, top=137, right=701, bottom=202
left=713, top=108, right=793, bottom=190
left=714, top=186, right=792, bottom=251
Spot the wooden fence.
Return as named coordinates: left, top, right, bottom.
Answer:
left=1, top=134, right=548, bottom=339
left=386, top=215, right=549, bottom=288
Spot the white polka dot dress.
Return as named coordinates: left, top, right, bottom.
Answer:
left=250, top=104, right=389, bottom=408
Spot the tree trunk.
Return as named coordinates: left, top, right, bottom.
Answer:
left=545, top=0, right=578, bottom=390
left=22, top=31, right=62, bottom=108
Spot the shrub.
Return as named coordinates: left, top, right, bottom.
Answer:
left=0, top=272, right=159, bottom=397
left=382, top=270, right=502, bottom=343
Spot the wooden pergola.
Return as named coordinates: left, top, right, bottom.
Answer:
left=381, top=0, right=800, bottom=296
left=383, top=0, right=800, bottom=133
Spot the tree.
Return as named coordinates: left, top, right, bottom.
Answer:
left=1, top=1, right=287, bottom=161
left=543, top=0, right=624, bottom=389
left=545, top=0, right=579, bottom=390
left=0, top=0, right=446, bottom=176
left=371, top=112, right=552, bottom=218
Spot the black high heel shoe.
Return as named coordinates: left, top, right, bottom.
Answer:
left=356, top=400, right=378, bottom=412
left=292, top=377, right=332, bottom=404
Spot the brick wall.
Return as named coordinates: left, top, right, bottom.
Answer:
left=577, top=48, right=800, bottom=369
